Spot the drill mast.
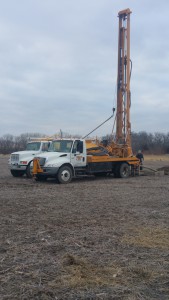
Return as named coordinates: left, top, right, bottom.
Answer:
left=116, top=9, right=132, bottom=147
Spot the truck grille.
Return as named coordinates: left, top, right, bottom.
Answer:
left=11, top=154, right=19, bottom=162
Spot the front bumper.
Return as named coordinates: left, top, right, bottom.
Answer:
left=9, top=164, right=27, bottom=171
left=38, top=167, right=59, bottom=177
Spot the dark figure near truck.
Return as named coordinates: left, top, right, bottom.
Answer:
left=136, top=150, right=144, bottom=170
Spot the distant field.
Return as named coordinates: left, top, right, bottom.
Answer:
left=144, top=154, right=169, bottom=161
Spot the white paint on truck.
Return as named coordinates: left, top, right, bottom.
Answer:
left=9, top=141, right=50, bottom=177
left=32, top=139, right=87, bottom=180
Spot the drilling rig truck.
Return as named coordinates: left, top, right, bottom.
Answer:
left=32, top=9, right=140, bottom=184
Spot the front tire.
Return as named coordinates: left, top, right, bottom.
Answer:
left=57, top=166, right=73, bottom=184
left=10, top=170, right=24, bottom=177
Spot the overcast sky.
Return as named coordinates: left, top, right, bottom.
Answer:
left=0, top=0, right=169, bottom=137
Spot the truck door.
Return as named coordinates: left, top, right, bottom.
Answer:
left=71, top=140, right=86, bottom=167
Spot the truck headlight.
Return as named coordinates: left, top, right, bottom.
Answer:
left=20, top=161, right=28, bottom=165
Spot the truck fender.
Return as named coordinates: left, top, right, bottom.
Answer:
left=26, top=160, right=33, bottom=178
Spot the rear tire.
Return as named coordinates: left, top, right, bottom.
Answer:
left=119, top=163, right=130, bottom=178
left=57, top=166, right=73, bottom=184
left=10, top=170, right=24, bottom=177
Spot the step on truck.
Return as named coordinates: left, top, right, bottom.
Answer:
left=9, top=140, right=51, bottom=178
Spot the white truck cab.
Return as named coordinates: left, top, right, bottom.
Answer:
left=9, top=141, right=51, bottom=178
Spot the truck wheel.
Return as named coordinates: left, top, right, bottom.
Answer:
left=26, top=161, right=33, bottom=178
left=10, top=170, right=24, bottom=177
left=57, top=166, right=73, bottom=184
left=119, top=163, right=130, bottom=178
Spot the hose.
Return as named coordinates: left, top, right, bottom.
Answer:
left=83, top=110, right=115, bottom=139
left=142, top=166, right=157, bottom=173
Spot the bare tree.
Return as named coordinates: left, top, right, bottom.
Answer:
left=0, top=133, right=45, bottom=154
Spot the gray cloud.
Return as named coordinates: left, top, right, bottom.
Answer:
left=0, top=0, right=169, bottom=137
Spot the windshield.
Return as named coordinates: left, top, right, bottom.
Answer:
left=26, top=142, right=41, bottom=151
left=48, top=140, right=73, bottom=153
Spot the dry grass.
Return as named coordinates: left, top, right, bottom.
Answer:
left=50, top=254, right=122, bottom=288
left=48, top=253, right=157, bottom=290
left=122, top=226, right=169, bottom=250
left=144, top=154, right=169, bottom=161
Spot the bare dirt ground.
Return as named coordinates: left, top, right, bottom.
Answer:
left=0, top=155, right=169, bottom=300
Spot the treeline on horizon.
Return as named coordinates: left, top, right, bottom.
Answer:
left=0, top=131, right=169, bottom=155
